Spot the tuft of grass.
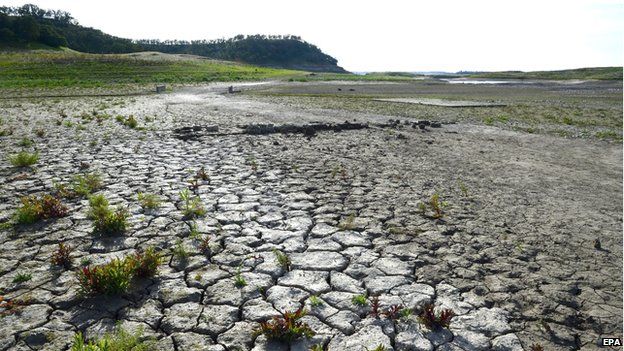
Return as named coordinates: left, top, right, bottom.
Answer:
left=126, top=247, right=163, bottom=278
left=338, top=213, right=356, bottom=230
left=309, top=295, right=323, bottom=307
left=234, top=267, right=247, bottom=288
left=14, top=194, right=69, bottom=225
left=9, top=151, right=39, bottom=167
left=137, top=192, right=161, bottom=210
left=51, top=243, right=73, bottom=269
left=87, top=194, right=110, bottom=219
left=253, top=308, right=315, bottom=342
left=172, top=239, right=189, bottom=261
left=17, top=138, right=34, bottom=147
left=75, top=248, right=161, bottom=296
left=351, top=294, right=368, bottom=307
left=77, top=258, right=134, bottom=295
left=417, top=303, right=454, bottom=329
left=87, top=193, right=128, bottom=235
left=179, top=188, right=205, bottom=218
left=273, top=249, right=291, bottom=271
left=70, top=325, right=153, bottom=351
left=73, top=173, right=103, bottom=197
left=13, top=272, right=32, bottom=284
left=458, top=181, right=469, bottom=197
left=116, top=115, right=138, bottom=129
left=57, top=173, right=103, bottom=198
left=93, top=207, right=129, bottom=236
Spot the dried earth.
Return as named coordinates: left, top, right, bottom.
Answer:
left=0, top=80, right=622, bottom=350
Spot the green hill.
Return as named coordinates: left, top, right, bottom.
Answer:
left=468, top=67, right=622, bottom=80
left=0, top=50, right=305, bottom=89
left=0, top=4, right=345, bottom=72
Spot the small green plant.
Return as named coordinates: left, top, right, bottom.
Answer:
left=351, top=294, right=368, bottom=307
left=57, top=173, right=103, bottom=198
left=88, top=194, right=110, bottom=219
left=70, top=325, right=153, bottom=351
left=14, top=194, right=69, bottom=225
left=417, top=303, right=454, bottom=329
left=93, top=207, right=128, bottom=236
left=77, top=258, right=134, bottom=295
left=529, top=344, right=544, bottom=351
left=13, top=272, right=32, bottom=284
left=338, top=213, right=356, bottom=230
left=273, top=249, right=291, bottom=271
left=80, top=257, right=92, bottom=267
left=51, top=243, right=73, bottom=269
left=179, top=189, right=205, bottom=218
left=234, top=267, right=247, bottom=288
left=116, top=115, right=138, bottom=129
left=126, top=247, right=162, bottom=278
left=309, top=295, right=323, bottom=307
left=137, top=192, right=161, bottom=210
left=9, top=151, right=39, bottom=167
left=457, top=181, right=469, bottom=197
left=417, top=202, right=427, bottom=213
left=253, top=308, right=315, bottom=342
left=73, top=173, right=103, bottom=197
left=188, top=222, right=201, bottom=239
left=35, top=129, right=45, bottom=137
left=429, top=193, right=444, bottom=218
left=366, top=345, right=388, bottom=351
left=172, top=239, right=189, bottom=261
left=17, top=138, right=34, bottom=147
left=310, top=344, right=324, bottom=351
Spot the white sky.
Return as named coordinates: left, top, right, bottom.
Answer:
left=3, top=0, right=623, bottom=72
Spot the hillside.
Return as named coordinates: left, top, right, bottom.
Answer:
left=0, top=4, right=345, bottom=72
left=0, top=50, right=304, bottom=89
left=468, top=67, right=622, bottom=80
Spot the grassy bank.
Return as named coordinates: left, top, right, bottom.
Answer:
left=469, top=67, right=622, bottom=80
left=0, top=50, right=305, bottom=89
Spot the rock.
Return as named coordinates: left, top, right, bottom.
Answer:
left=278, top=270, right=331, bottom=294
left=216, top=321, right=255, bottom=350
left=161, top=302, right=203, bottom=333
left=290, top=251, right=348, bottom=271
left=197, top=304, right=240, bottom=335
left=328, top=324, right=393, bottom=350
left=492, top=333, right=524, bottom=351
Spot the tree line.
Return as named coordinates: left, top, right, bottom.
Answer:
left=0, top=4, right=340, bottom=69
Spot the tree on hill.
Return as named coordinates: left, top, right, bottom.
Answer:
left=0, top=4, right=344, bottom=72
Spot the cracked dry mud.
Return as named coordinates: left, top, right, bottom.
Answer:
left=0, top=82, right=621, bottom=351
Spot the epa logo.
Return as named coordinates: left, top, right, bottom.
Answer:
left=602, top=338, right=622, bottom=346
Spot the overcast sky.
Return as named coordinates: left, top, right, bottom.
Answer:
left=4, top=0, right=623, bottom=72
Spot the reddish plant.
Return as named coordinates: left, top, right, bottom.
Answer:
left=198, top=236, right=211, bottom=255
left=126, top=247, right=162, bottom=278
left=369, top=296, right=381, bottom=318
left=253, top=308, right=315, bottom=342
left=39, top=195, right=69, bottom=218
left=417, top=303, right=454, bottom=329
left=0, top=295, right=29, bottom=317
left=530, top=344, right=544, bottom=351
left=51, top=243, right=73, bottom=269
left=382, top=304, right=405, bottom=320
